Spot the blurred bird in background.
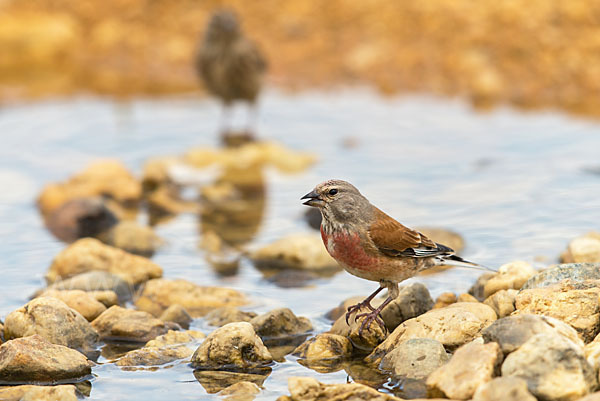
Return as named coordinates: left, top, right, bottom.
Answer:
left=196, top=10, right=267, bottom=138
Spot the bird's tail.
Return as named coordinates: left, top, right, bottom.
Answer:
left=439, top=254, right=497, bottom=272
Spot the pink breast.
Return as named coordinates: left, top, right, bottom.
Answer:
left=326, top=231, right=376, bottom=270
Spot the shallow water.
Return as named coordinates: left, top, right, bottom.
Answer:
left=1, top=88, right=600, bottom=399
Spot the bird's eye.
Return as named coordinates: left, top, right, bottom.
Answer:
left=328, top=188, right=338, bottom=196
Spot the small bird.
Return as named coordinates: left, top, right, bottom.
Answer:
left=196, top=10, right=267, bottom=134
left=302, top=179, right=490, bottom=335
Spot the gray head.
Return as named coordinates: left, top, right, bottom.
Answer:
left=301, top=179, right=372, bottom=225
left=205, top=10, right=241, bottom=42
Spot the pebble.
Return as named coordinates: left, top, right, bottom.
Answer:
left=204, top=307, right=257, bottom=327
left=472, top=377, right=536, bottom=401
left=483, top=289, right=517, bottom=318
left=561, top=232, right=600, bottom=263
left=380, top=338, right=449, bottom=381
left=37, top=289, right=107, bottom=321
left=0, top=384, right=80, bottom=401
left=42, top=271, right=132, bottom=302
left=91, top=305, right=171, bottom=343
left=44, top=197, right=117, bottom=242
left=159, top=304, right=192, bottom=329
left=250, top=308, right=312, bottom=341
left=292, top=333, right=352, bottom=363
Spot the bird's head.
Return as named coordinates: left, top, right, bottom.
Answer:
left=301, top=179, right=371, bottom=225
left=206, top=10, right=241, bottom=41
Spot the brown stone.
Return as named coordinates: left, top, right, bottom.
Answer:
left=472, top=377, right=536, bottom=401
left=380, top=338, right=449, bottom=380
left=205, top=307, right=257, bottom=327
left=0, top=384, right=80, bottom=401
left=218, top=381, right=261, bottom=401
left=91, top=305, right=170, bottom=342
left=483, top=289, right=517, bottom=318
left=293, top=334, right=352, bottom=362
left=37, top=289, right=107, bottom=321
left=283, top=377, right=402, bottom=401
left=250, top=308, right=312, bottom=341
left=159, top=304, right=192, bottom=329
left=433, top=292, right=457, bottom=309
left=561, top=232, right=600, bottom=263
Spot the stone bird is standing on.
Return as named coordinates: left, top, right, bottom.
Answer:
left=302, top=179, right=490, bottom=335
left=196, top=10, right=267, bottom=134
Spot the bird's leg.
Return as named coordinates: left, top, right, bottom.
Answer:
left=345, top=286, right=384, bottom=325
left=355, top=281, right=399, bottom=337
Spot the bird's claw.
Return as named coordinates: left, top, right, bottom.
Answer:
left=355, top=311, right=386, bottom=337
left=345, top=300, right=376, bottom=325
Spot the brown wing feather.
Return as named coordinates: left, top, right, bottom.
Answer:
left=368, top=207, right=437, bottom=256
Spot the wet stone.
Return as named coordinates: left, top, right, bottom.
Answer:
left=472, top=377, right=536, bottom=401
left=135, top=278, right=247, bottom=318
left=37, top=289, right=107, bottom=321
left=482, top=314, right=583, bottom=355
left=159, top=304, right=192, bottom=329
left=250, top=308, right=312, bottom=342
left=426, top=341, right=502, bottom=400
left=3, top=297, right=98, bottom=356
left=98, top=221, right=163, bottom=257
left=483, top=289, right=517, bottom=318
left=116, top=345, right=192, bottom=367
left=205, top=307, right=257, bottom=327
left=145, top=329, right=205, bottom=348
left=44, top=271, right=132, bottom=302
left=502, top=333, right=597, bottom=401
left=380, top=338, right=449, bottom=381
left=366, top=302, right=496, bottom=365
left=0, top=335, right=91, bottom=383
left=218, top=381, right=261, bottom=401
left=194, top=370, right=270, bottom=394
left=91, top=305, right=171, bottom=343
left=0, top=384, right=80, bottom=401
left=293, top=333, right=352, bottom=363
left=521, top=263, right=600, bottom=290
left=46, top=238, right=163, bottom=285
left=330, top=308, right=388, bottom=353
left=191, top=322, right=273, bottom=371
left=282, top=377, right=402, bottom=401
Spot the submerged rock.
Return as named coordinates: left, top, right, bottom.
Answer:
left=205, top=307, right=257, bottom=327
left=293, top=334, right=352, bottom=363
left=145, top=330, right=205, bottom=347
left=43, top=270, right=132, bottom=302
left=250, top=308, right=312, bottom=341
left=502, top=333, right=596, bottom=401
left=91, top=305, right=171, bottom=343
left=514, top=281, right=600, bottom=341
left=98, top=221, right=163, bottom=257
left=366, top=302, right=496, bottom=365
left=159, top=304, right=192, bottom=329
left=37, top=289, right=107, bottom=321
left=249, top=233, right=339, bottom=271
left=281, top=377, right=402, bottom=401
left=561, top=232, right=600, bottom=263
left=426, top=341, right=502, bottom=400
left=44, top=197, right=118, bottom=242
left=218, top=381, right=261, bottom=401
left=483, top=289, right=517, bottom=318
left=380, top=338, right=449, bottom=381
left=191, top=322, right=273, bottom=371
left=46, top=238, right=162, bottom=285
left=0, top=384, right=80, bottom=401
left=483, top=314, right=583, bottom=355
left=4, top=297, right=98, bottom=356
left=472, top=377, right=536, bottom=401
left=116, top=345, right=192, bottom=367
left=135, top=279, right=247, bottom=318
left=521, top=263, right=600, bottom=290
left=0, top=335, right=91, bottom=383
left=194, top=370, right=270, bottom=394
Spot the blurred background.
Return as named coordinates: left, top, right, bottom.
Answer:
left=1, top=0, right=600, bottom=400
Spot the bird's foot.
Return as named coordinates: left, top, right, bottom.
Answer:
left=345, top=300, right=376, bottom=325
left=355, top=310, right=386, bottom=337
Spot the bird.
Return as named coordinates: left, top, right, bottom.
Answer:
left=196, top=10, right=267, bottom=135
left=301, top=179, right=491, bottom=335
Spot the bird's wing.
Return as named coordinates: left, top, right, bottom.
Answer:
left=368, top=207, right=453, bottom=258
left=234, top=39, right=267, bottom=73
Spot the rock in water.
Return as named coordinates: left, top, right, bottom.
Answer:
left=91, top=305, right=170, bottom=343
left=380, top=338, right=449, bottom=381
left=0, top=335, right=91, bottom=383
left=293, top=334, right=352, bottom=363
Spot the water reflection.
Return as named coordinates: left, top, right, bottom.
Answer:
left=193, top=369, right=270, bottom=394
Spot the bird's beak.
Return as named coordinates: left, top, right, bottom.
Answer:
left=301, top=190, right=324, bottom=207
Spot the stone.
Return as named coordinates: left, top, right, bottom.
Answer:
left=380, top=338, right=449, bottom=380
left=502, top=333, right=597, bottom=401
left=116, top=345, right=193, bottom=367
left=366, top=302, right=496, bottom=365
left=330, top=309, right=388, bottom=352
left=205, top=307, right=257, bottom=326
left=561, top=232, right=600, bottom=263
left=580, top=393, right=600, bottom=401
left=379, top=283, right=434, bottom=331
left=249, top=234, right=339, bottom=271
left=145, top=330, right=205, bottom=348
left=37, top=160, right=141, bottom=217
left=481, top=261, right=536, bottom=299
left=469, top=272, right=496, bottom=301
left=472, top=377, right=536, bottom=401
left=193, top=370, right=270, bottom=394
left=89, top=290, right=119, bottom=307
left=4, top=297, right=98, bottom=356
left=292, top=334, right=352, bottom=362
left=0, top=385, right=80, bottom=401
left=483, top=289, right=517, bottom=318
left=44, top=197, right=118, bottom=242
left=325, top=296, right=364, bottom=321
left=282, top=377, right=402, bottom=401
left=218, top=381, right=261, bottom=401
left=191, top=322, right=273, bottom=371
left=46, top=238, right=162, bottom=285
left=426, top=341, right=502, bottom=400
left=43, top=271, right=132, bottom=302
left=0, top=335, right=91, bottom=383
left=433, top=292, right=457, bottom=309
left=483, top=314, right=583, bottom=355
left=135, top=278, right=247, bottom=318
left=159, top=304, right=192, bottom=329
left=521, top=263, right=600, bottom=290
left=91, top=305, right=170, bottom=343
left=457, top=293, right=479, bottom=302
left=514, top=281, right=600, bottom=341
left=250, top=308, right=312, bottom=341
left=37, top=289, right=107, bottom=321
left=99, top=221, right=163, bottom=257
left=141, top=156, right=182, bottom=190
